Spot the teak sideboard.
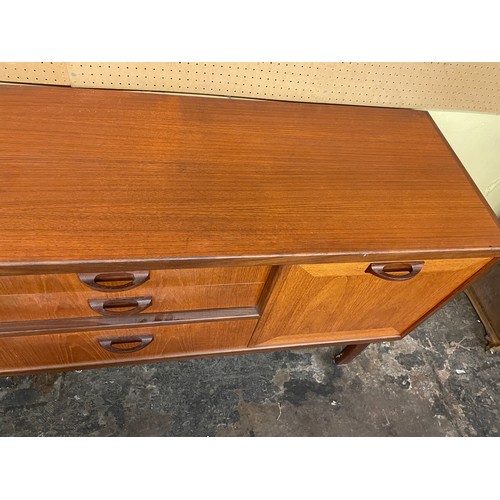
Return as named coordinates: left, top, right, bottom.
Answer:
left=1, top=85, right=499, bottom=376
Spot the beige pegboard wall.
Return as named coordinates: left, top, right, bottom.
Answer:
left=1, top=63, right=499, bottom=113
left=0, top=62, right=70, bottom=85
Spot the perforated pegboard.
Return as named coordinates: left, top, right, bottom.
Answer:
left=1, top=63, right=499, bottom=113
left=0, top=62, right=70, bottom=85
left=66, top=62, right=500, bottom=113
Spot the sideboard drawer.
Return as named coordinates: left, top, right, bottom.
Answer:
left=0, top=266, right=270, bottom=321
left=0, top=266, right=271, bottom=295
left=0, top=283, right=265, bottom=322
left=0, top=319, right=258, bottom=375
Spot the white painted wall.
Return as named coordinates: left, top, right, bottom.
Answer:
left=430, top=111, right=500, bottom=216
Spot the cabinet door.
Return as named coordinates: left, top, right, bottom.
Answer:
left=249, top=258, right=490, bottom=348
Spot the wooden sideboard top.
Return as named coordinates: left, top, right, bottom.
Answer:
left=1, top=84, right=499, bottom=273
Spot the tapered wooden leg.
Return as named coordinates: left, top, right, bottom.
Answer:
left=334, top=343, right=369, bottom=364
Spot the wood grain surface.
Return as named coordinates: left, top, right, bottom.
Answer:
left=0, top=284, right=265, bottom=322
left=0, top=320, right=259, bottom=375
left=1, top=85, right=500, bottom=273
left=249, top=258, right=490, bottom=347
left=0, top=306, right=260, bottom=337
left=0, top=266, right=269, bottom=321
left=0, top=266, right=270, bottom=294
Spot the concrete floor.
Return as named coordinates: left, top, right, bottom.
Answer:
left=0, top=292, right=499, bottom=436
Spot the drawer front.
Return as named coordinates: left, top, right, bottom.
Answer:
left=0, top=266, right=270, bottom=321
left=0, top=319, right=258, bottom=375
left=250, top=257, right=491, bottom=347
left=0, top=283, right=264, bottom=322
left=0, top=266, right=271, bottom=294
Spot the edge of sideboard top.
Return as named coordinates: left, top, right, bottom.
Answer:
left=1, top=248, right=500, bottom=275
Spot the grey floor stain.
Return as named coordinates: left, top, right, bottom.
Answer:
left=0, top=293, right=499, bottom=436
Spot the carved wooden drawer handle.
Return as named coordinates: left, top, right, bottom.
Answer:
left=98, top=334, right=154, bottom=353
left=78, top=271, right=150, bottom=291
left=88, top=296, right=153, bottom=317
left=365, top=262, right=424, bottom=281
